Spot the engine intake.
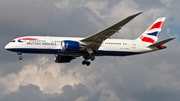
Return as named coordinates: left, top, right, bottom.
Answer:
left=61, top=40, right=80, bottom=51
left=54, top=55, right=75, bottom=63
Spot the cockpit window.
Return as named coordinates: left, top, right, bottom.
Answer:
left=11, top=40, right=15, bottom=42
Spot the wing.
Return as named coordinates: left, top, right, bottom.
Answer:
left=80, top=12, right=142, bottom=51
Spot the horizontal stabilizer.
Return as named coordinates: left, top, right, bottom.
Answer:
left=148, top=37, right=175, bottom=47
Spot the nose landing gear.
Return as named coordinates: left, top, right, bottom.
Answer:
left=17, top=52, right=23, bottom=60
left=19, top=56, right=23, bottom=60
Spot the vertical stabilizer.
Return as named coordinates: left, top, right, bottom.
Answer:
left=136, top=17, right=166, bottom=44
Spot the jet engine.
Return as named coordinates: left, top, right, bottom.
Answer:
left=54, top=55, right=75, bottom=63
left=61, top=40, right=80, bottom=51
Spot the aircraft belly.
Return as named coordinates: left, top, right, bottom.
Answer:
left=95, top=50, right=141, bottom=56
left=8, top=47, right=141, bottom=57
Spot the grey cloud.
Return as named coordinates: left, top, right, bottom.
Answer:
left=87, top=91, right=101, bottom=101
left=0, top=83, right=90, bottom=101
left=0, top=84, right=49, bottom=101
left=1, top=43, right=180, bottom=101
left=0, top=60, right=27, bottom=76
left=0, top=0, right=55, bottom=36
left=133, top=89, right=180, bottom=101
left=0, top=0, right=57, bottom=63
left=51, top=83, right=90, bottom=101
left=135, top=0, right=163, bottom=9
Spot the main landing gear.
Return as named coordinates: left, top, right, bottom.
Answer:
left=82, top=55, right=95, bottom=66
left=82, top=60, right=90, bottom=66
left=17, top=52, right=23, bottom=60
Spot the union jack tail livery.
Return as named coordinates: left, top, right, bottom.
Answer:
left=136, top=17, right=166, bottom=44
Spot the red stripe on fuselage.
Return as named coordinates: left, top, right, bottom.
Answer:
left=148, top=21, right=163, bottom=30
left=19, top=38, right=38, bottom=40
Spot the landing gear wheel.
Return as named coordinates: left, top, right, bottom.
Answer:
left=86, top=61, right=90, bottom=66
left=19, top=56, right=23, bottom=60
left=82, top=60, right=86, bottom=65
left=82, top=60, right=91, bottom=66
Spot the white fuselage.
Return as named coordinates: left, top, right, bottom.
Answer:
left=5, top=36, right=159, bottom=57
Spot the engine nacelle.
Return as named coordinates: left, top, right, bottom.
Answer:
left=61, top=40, right=80, bottom=51
left=54, top=55, right=75, bottom=63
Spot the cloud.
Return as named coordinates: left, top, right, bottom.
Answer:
left=0, top=83, right=90, bottom=101
left=2, top=45, right=180, bottom=101
left=0, top=57, right=84, bottom=96
left=52, top=83, right=90, bottom=101
left=0, top=84, right=49, bottom=101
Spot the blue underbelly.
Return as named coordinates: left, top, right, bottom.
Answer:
left=6, top=48, right=140, bottom=56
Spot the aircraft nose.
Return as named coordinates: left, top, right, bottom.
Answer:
left=5, top=43, right=10, bottom=50
left=5, top=43, right=17, bottom=52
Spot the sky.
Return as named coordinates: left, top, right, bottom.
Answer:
left=0, top=0, right=180, bottom=101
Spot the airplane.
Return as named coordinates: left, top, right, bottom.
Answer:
left=5, top=12, right=175, bottom=66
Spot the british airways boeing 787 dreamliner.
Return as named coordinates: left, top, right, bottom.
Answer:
left=5, top=12, right=175, bottom=66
